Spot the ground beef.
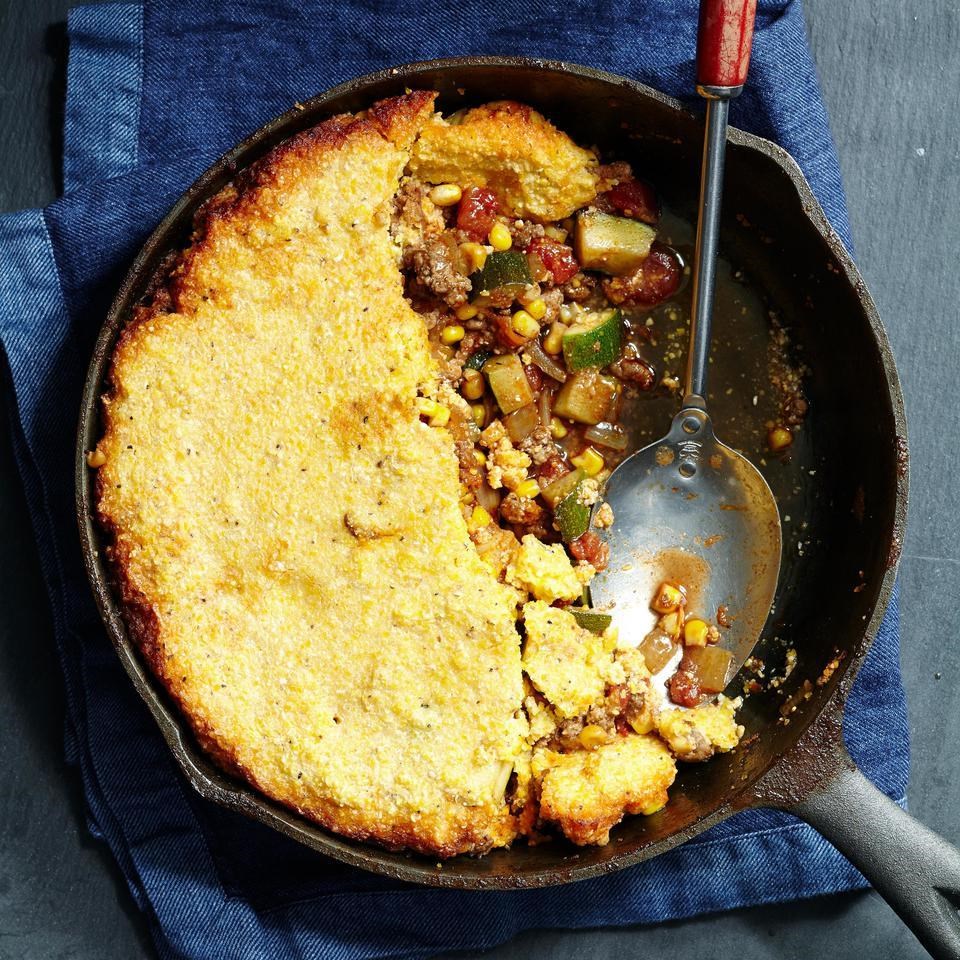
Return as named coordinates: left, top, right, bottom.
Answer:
left=518, top=426, right=555, bottom=465
left=560, top=273, right=597, bottom=302
left=610, top=343, right=656, bottom=389
left=547, top=694, right=621, bottom=752
left=392, top=179, right=445, bottom=242
left=510, top=220, right=545, bottom=250
left=539, top=288, right=564, bottom=325
left=412, top=306, right=448, bottom=331
left=407, top=235, right=471, bottom=308
left=435, top=356, right=463, bottom=385
left=500, top=492, right=545, bottom=526
left=455, top=439, right=483, bottom=490
left=610, top=684, right=648, bottom=730
left=458, top=327, right=495, bottom=356
left=596, top=161, right=633, bottom=191
left=537, top=452, right=570, bottom=484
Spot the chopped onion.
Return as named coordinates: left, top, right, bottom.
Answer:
left=585, top=421, right=629, bottom=451
left=685, top=645, right=734, bottom=694
left=504, top=404, right=539, bottom=443
left=538, top=387, right=553, bottom=428
left=526, top=340, right=568, bottom=383
left=475, top=481, right=501, bottom=514
left=639, top=629, right=679, bottom=674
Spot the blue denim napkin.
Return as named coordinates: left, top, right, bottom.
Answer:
left=0, top=1, right=909, bottom=958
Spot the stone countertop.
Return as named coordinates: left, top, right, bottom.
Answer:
left=0, top=1, right=957, bottom=957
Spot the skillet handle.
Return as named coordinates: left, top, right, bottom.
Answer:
left=792, top=763, right=960, bottom=959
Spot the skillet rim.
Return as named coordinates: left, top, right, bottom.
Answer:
left=74, top=54, right=909, bottom=889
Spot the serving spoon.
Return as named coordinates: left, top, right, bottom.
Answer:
left=589, top=0, right=782, bottom=701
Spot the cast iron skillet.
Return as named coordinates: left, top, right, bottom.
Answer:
left=75, top=58, right=960, bottom=957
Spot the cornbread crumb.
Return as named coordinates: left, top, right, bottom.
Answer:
left=507, top=535, right=582, bottom=602
left=521, top=601, right=618, bottom=719
left=656, top=695, right=744, bottom=762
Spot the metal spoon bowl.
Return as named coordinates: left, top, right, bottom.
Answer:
left=589, top=406, right=781, bottom=698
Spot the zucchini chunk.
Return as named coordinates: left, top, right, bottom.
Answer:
left=562, top=308, right=623, bottom=370
left=574, top=211, right=656, bottom=276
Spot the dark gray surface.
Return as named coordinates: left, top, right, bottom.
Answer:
left=0, top=1, right=957, bottom=958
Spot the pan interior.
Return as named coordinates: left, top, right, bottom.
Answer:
left=77, top=60, right=904, bottom=888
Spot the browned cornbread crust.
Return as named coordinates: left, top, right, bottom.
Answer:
left=95, top=92, right=530, bottom=857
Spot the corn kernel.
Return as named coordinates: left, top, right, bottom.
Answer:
left=488, top=222, right=513, bottom=251
left=428, top=183, right=462, bottom=207
left=461, top=367, right=485, bottom=400
left=768, top=425, right=793, bottom=452
left=542, top=322, right=564, bottom=355
left=473, top=449, right=487, bottom=466
left=86, top=448, right=107, bottom=468
left=652, top=581, right=686, bottom=613
left=515, top=478, right=541, bottom=500
left=639, top=799, right=667, bottom=816
left=571, top=447, right=604, bottom=477
left=471, top=403, right=487, bottom=428
left=526, top=298, right=548, bottom=321
left=683, top=618, right=710, bottom=647
left=459, top=242, right=488, bottom=273
left=416, top=397, right=450, bottom=427
left=549, top=417, right=568, bottom=439
left=543, top=225, right=568, bottom=242
left=511, top=309, right=540, bottom=340
left=440, top=324, right=465, bottom=345
left=456, top=303, right=479, bottom=321
left=468, top=505, right=493, bottom=531
left=628, top=713, right=655, bottom=735
left=578, top=724, right=608, bottom=750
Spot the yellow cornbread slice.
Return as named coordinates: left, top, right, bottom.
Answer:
left=533, top=734, right=677, bottom=846
left=95, top=92, right=528, bottom=857
left=409, top=101, right=599, bottom=221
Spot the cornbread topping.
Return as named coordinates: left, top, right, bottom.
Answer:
left=92, top=92, right=748, bottom=856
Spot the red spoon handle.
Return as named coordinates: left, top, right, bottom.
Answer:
left=696, top=0, right=758, bottom=93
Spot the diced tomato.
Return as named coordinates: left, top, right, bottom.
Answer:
left=669, top=656, right=703, bottom=707
left=527, top=238, right=580, bottom=285
left=603, top=242, right=682, bottom=307
left=493, top=312, right=527, bottom=348
left=456, top=186, right=499, bottom=240
left=569, top=531, right=609, bottom=572
left=606, top=178, right=660, bottom=224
